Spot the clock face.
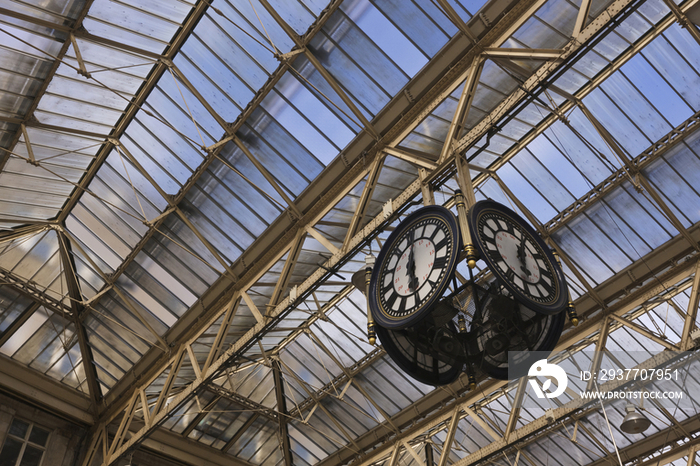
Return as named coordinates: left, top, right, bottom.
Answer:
left=466, top=281, right=565, bottom=380
left=375, top=320, right=463, bottom=386
left=468, top=200, right=568, bottom=315
left=369, top=206, right=460, bottom=329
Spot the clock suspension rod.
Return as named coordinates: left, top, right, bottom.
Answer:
left=551, top=248, right=579, bottom=326
left=454, top=155, right=480, bottom=268
left=365, top=254, right=377, bottom=345
left=455, top=189, right=479, bottom=269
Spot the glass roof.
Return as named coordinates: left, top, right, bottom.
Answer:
left=2, top=0, right=700, bottom=464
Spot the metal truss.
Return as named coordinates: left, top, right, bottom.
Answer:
left=88, top=0, right=545, bottom=434
left=0, top=265, right=72, bottom=318
left=71, top=0, right=556, bottom=461
left=348, top=248, right=700, bottom=466
left=544, top=109, right=700, bottom=233
left=6, top=0, right=700, bottom=464
left=57, top=230, right=103, bottom=414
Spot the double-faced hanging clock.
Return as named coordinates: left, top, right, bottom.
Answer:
left=368, top=205, right=461, bottom=329
left=467, top=200, right=568, bottom=315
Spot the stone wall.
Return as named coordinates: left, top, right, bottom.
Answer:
left=0, top=391, right=87, bottom=466
left=0, top=392, right=189, bottom=466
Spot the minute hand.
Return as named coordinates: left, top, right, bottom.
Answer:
left=407, top=231, right=418, bottom=290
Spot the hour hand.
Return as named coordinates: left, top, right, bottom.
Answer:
left=517, top=241, right=531, bottom=278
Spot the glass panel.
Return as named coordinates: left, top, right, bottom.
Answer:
left=28, top=427, right=49, bottom=447
left=0, top=437, right=23, bottom=466
left=9, top=419, right=29, bottom=439
left=18, top=445, right=43, bottom=466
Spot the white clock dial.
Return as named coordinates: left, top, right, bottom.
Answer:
left=476, top=212, right=557, bottom=305
left=379, top=218, right=451, bottom=317
left=369, top=206, right=460, bottom=329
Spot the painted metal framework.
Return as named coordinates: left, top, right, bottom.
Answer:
left=1, top=0, right=700, bottom=465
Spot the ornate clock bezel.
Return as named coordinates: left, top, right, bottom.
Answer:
left=467, top=199, right=569, bottom=315
left=368, top=205, right=461, bottom=329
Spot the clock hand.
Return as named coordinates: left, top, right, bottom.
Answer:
left=406, top=230, right=419, bottom=290
left=517, top=240, right=531, bottom=278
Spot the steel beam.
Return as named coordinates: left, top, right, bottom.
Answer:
left=206, top=383, right=278, bottom=422
left=425, top=442, right=434, bottom=466
left=681, top=260, right=700, bottom=350
left=481, top=48, right=563, bottom=60
left=437, top=406, right=460, bottom=466
left=57, top=230, right=103, bottom=412
left=343, top=155, right=385, bottom=251
left=383, top=147, right=437, bottom=170
left=270, top=230, right=305, bottom=307
left=438, top=57, right=484, bottom=164
left=434, top=0, right=477, bottom=43
left=503, top=377, right=527, bottom=442
left=272, top=360, right=293, bottom=466
left=0, top=266, right=72, bottom=318
left=585, top=317, right=611, bottom=392
left=573, top=0, right=592, bottom=36
left=94, top=0, right=537, bottom=427
left=0, top=224, right=47, bottom=243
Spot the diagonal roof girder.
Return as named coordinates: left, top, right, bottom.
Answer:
left=237, top=0, right=700, bottom=432
left=30, top=0, right=696, bottom=460
left=87, top=0, right=678, bottom=459
left=79, top=0, right=551, bottom=462
left=95, top=0, right=531, bottom=422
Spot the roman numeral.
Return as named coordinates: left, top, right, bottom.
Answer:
left=539, top=279, right=554, bottom=296
left=488, top=249, right=503, bottom=263
left=433, top=256, right=447, bottom=269
left=397, top=297, right=406, bottom=314
left=482, top=233, right=496, bottom=246
left=434, top=237, right=449, bottom=251
left=385, top=292, right=398, bottom=310
left=381, top=278, right=393, bottom=295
